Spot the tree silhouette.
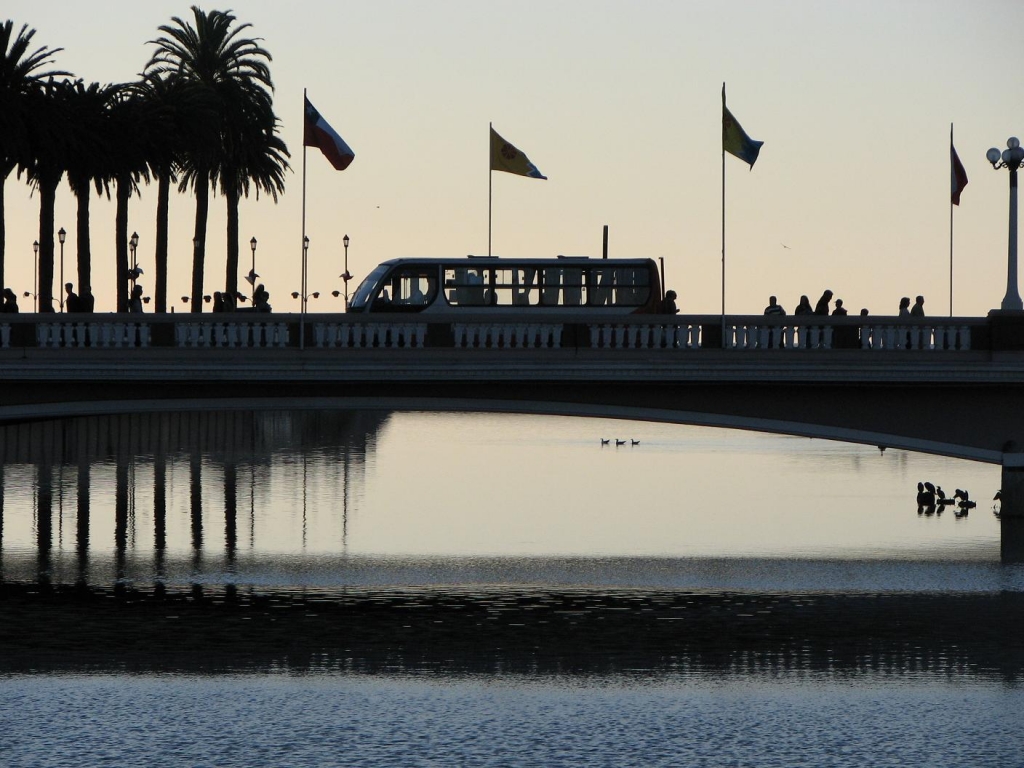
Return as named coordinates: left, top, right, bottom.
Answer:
left=0, top=21, right=69, bottom=298
left=146, top=6, right=286, bottom=312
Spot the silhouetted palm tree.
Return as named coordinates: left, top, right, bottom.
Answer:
left=105, top=87, right=151, bottom=312
left=146, top=6, right=280, bottom=312
left=21, top=77, right=75, bottom=312
left=63, top=79, right=118, bottom=299
left=0, top=21, right=69, bottom=295
left=132, top=72, right=217, bottom=312
left=217, top=100, right=290, bottom=300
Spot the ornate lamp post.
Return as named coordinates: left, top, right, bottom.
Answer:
left=58, top=227, right=66, bottom=312
left=341, top=234, right=351, bottom=310
left=987, top=137, right=1024, bottom=311
left=249, top=236, right=258, bottom=290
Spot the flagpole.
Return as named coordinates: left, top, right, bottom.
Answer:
left=950, top=122, right=955, bottom=317
left=721, top=83, right=727, bottom=348
left=300, top=88, right=308, bottom=350
left=488, top=122, right=493, bottom=257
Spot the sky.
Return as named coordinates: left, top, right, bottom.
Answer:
left=3, top=0, right=1024, bottom=316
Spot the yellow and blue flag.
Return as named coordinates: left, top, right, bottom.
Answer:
left=490, top=127, right=547, bottom=179
left=722, top=86, right=763, bottom=168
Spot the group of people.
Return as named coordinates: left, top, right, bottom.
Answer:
left=0, top=282, right=96, bottom=314
left=764, top=291, right=926, bottom=318
left=210, top=284, right=272, bottom=313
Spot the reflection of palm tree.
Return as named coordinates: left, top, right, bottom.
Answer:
left=0, top=21, right=69, bottom=295
left=146, top=7, right=286, bottom=312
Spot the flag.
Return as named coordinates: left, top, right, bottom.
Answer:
left=951, top=138, right=968, bottom=206
left=490, top=127, right=547, bottom=179
left=304, top=96, right=354, bottom=171
left=722, top=86, right=763, bottom=168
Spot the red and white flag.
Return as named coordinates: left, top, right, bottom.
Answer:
left=304, top=96, right=354, bottom=171
left=951, top=138, right=968, bottom=206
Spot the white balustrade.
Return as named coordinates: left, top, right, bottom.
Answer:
left=860, top=323, right=971, bottom=351
left=589, top=323, right=697, bottom=349
left=453, top=322, right=562, bottom=349
left=313, top=322, right=426, bottom=349
left=0, top=323, right=9, bottom=349
left=37, top=321, right=150, bottom=348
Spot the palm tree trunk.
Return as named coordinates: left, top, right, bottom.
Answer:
left=115, top=175, right=130, bottom=313
left=38, top=177, right=57, bottom=312
left=155, top=173, right=170, bottom=313
left=225, top=185, right=239, bottom=302
left=75, top=186, right=91, bottom=296
left=191, top=173, right=210, bottom=312
left=0, top=164, right=12, bottom=293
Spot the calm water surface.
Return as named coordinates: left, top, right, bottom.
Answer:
left=0, top=411, right=1021, bottom=767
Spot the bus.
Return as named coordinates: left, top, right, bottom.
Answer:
left=347, top=256, right=662, bottom=314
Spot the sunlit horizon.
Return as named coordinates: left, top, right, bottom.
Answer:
left=4, top=1, right=1023, bottom=317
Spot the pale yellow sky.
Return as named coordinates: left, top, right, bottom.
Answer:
left=3, top=0, right=1023, bottom=315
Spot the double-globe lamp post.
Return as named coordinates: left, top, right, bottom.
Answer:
left=988, top=137, right=1024, bottom=311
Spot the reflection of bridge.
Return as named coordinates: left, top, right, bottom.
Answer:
left=2, top=311, right=1024, bottom=515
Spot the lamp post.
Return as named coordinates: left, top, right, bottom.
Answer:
left=58, top=227, right=66, bottom=312
left=341, top=234, right=351, bottom=310
left=32, top=240, right=38, bottom=312
left=987, top=137, right=1024, bottom=311
left=129, top=231, right=139, bottom=283
left=250, top=236, right=257, bottom=287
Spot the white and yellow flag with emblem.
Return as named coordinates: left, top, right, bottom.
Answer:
left=490, top=127, right=547, bottom=179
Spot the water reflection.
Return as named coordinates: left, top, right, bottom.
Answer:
left=0, top=411, right=1021, bottom=684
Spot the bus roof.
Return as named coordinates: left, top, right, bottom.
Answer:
left=371, top=256, right=657, bottom=267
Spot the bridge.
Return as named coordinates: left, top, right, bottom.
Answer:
left=2, top=310, right=1024, bottom=517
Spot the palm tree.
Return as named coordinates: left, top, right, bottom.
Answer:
left=145, top=6, right=281, bottom=312
left=62, top=79, right=118, bottom=300
left=105, top=87, right=151, bottom=312
left=217, top=96, right=290, bottom=301
left=132, top=72, right=217, bottom=312
left=21, top=77, right=75, bottom=312
left=0, top=21, right=69, bottom=295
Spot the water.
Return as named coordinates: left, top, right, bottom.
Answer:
left=0, top=411, right=1021, bottom=767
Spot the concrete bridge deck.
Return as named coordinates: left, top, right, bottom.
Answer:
left=1, top=310, right=1023, bottom=514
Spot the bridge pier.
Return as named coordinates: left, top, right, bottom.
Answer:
left=1002, top=452, right=1024, bottom=519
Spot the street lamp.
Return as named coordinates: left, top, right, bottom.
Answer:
left=33, top=240, right=38, bottom=312
left=248, top=236, right=258, bottom=287
left=58, top=227, right=66, bottom=312
left=987, top=137, right=1024, bottom=311
left=341, top=233, right=352, bottom=310
left=129, top=231, right=140, bottom=284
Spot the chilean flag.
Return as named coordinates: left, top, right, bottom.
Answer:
left=304, top=96, right=354, bottom=171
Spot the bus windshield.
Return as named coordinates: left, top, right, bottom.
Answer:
left=348, top=265, right=391, bottom=310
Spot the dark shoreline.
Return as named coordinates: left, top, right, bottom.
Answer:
left=2, top=583, right=1022, bottom=680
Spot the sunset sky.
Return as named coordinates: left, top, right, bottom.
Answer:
left=3, top=0, right=1023, bottom=316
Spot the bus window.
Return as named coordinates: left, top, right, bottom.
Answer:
left=444, top=268, right=488, bottom=306
left=562, top=268, right=584, bottom=306
left=541, top=268, right=561, bottom=306
left=588, top=267, right=613, bottom=306
left=513, top=268, right=536, bottom=306
left=388, top=268, right=438, bottom=308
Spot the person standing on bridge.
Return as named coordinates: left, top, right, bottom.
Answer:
left=64, top=283, right=82, bottom=313
left=763, top=296, right=786, bottom=315
left=814, top=290, right=833, bottom=315
left=898, top=297, right=911, bottom=316
left=128, top=285, right=144, bottom=314
left=911, top=295, right=925, bottom=317
left=659, top=290, right=679, bottom=314
left=793, top=295, right=813, bottom=315
left=2, top=288, right=18, bottom=313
